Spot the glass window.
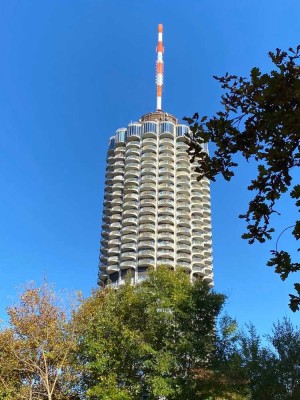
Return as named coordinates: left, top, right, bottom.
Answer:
left=142, top=122, right=158, bottom=134
left=115, top=128, right=127, bottom=143
left=127, top=124, right=141, bottom=137
left=176, top=125, right=189, bottom=137
left=108, top=137, right=115, bottom=150
left=160, top=122, right=174, bottom=135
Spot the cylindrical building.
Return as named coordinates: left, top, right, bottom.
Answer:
left=98, top=111, right=213, bottom=287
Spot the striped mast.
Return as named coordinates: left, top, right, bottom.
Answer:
left=156, top=24, right=164, bottom=111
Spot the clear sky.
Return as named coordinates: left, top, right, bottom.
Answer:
left=0, top=0, right=299, bottom=333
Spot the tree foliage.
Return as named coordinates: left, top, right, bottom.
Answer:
left=185, top=46, right=300, bottom=310
left=0, top=282, right=79, bottom=400
left=75, top=267, right=227, bottom=400
left=239, top=318, right=300, bottom=399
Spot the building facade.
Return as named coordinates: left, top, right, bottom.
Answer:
left=98, top=110, right=213, bottom=287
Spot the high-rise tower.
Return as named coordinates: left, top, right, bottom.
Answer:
left=98, top=25, right=213, bottom=287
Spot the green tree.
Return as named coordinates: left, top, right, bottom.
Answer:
left=75, top=267, right=227, bottom=400
left=239, top=318, right=300, bottom=399
left=0, top=282, right=79, bottom=400
left=184, top=46, right=300, bottom=310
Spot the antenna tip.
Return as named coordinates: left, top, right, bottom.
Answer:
left=158, top=24, right=163, bottom=33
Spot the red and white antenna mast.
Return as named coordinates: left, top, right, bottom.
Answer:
left=156, top=24, right=164, bottom=111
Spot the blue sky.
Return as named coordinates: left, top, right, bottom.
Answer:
left=0, top=0, right=299, bottom=333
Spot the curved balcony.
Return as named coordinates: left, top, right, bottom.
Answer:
left=123, top=209, right=138, bottom=218
left=201, top=185, right=210, bottom=194
left=107, top=246, right=120, bottom=257
left=192, top=238, right=202, bottom=245
left=140, top=198, right=155, bottom=207
left=139, top=240, right=155, bottom=249
left=159, top=130, right=173, bottom=139
left=139, top=232, right=155, bottom=240
left=159, top=159, right=173, bottom=167
left=158, top=223, right=174, bottom=232
left=176, top=193, right=189, bottom=201
left=121, top=251, right=137, bottom=261
left=140, top=190, right=156, bottom=199
left=121, top=241, right=136, bottom=252
left=159, top=153, right=173, bottom=162
left=100, top=254, right=108, bottom=264
left=111, top=205, right=122, bottom=214
left=141, top=167, right=156, bottom=177
left=139, top=223, right=156, bottom=232
left=125, top=161, right=139, bottom=171
left=114, top=151, right=125, bottom=161
left=141, top=173, right=156, bottom=182
left=192, top=265, right=205, bottom=276
left=203, top=274, right=213, bottom=285
left=141, top=152, right=156, bottom=162
left=159, top=168, right=174, bottom=177
left=142, top=144, right=157, bottom=153
left=122, top=217, right=138, bottom=226
left=157, top=257, right=174, bottom=267
left=121, top=233, right=137, bottom=243
left=157, top=250, right=174, bottom=258
left=140, top=206, right=155, bottom=215
left=158, top=190, right=174, bottom=199
left=119, top=260, right=135, bottom=270
left=110, top=213, right=122, bottom=222
left=123, top=200, right=138, bottom=210
left=158, top=175, right=174, bottom=184
left=125, top=147, right=140, bottom=157
left=139, top=214, right=156, bottom=224
left=158, top=199, right=173, bottom=207
left=127, top=154, right=139, bottom=161
left=124, top=184, right=139, bottom=195
left=107, top=255, right=119, bottom=265
left=177, top=227, right=191, bottom=235
left=176, top=218, right=190, bottom=228
left=141, top=159, right=156, bottom=170
left=158, top=215, right=174, bottom=224
left=113, top=175, right=124, bottom=183
left=177, top=244, right=191, bottom=252
left=111, top=189, right=122, bottom=198
left=176, top=202, right=190, bottom=212
left=124, top=170, right=139, bottom=180
left=158, top=241, right=173, bottom=250
left=110, top=222, right=121, bottom=230
left=177, top=261, right=192, bottom=272
left=109, top=230, right=120, bottom=239
left=142, top=137, right=157, bottom=144
left=193, top=247, right=204, bottom=257
left=140, top=182, right=156, bottom=191
left=202, top=195, right=210, bottom=204
left=158, top=206, right=174, bottom=216
left=139, top=249, right=155, bottom=258
left=126, top=138, right=140, bottom=148
left=159, top=137, right=174, bottom=145
left=158, top=231, right=174, bottom=241
left=124, top=193, right=138, bottom=202
left=121, top=225, right=137, bottom=235
left=191, top=191, right=202, bottom=200
left=108, top=238, right=120, bottom=247
left=191, top=214, right=202, bottom=223
left=202, top=217, right=211, bottom=226
left=112, top=181, right=123, bottom=190
left=138, top=258, right=155, bottom=268
left=177, top=234, right=190, bottom=244
left=159, top=145, right=174, bottom=155
left=106, top=265, right=119, bottom=275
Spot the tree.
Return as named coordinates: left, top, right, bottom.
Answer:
left=184, top=45, right=300, bottom=310
left=75, top=267, right=227, bottom=400
left=239, top=318, right=300, bottom=399
left=0, top=282, right=79, bottom=400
